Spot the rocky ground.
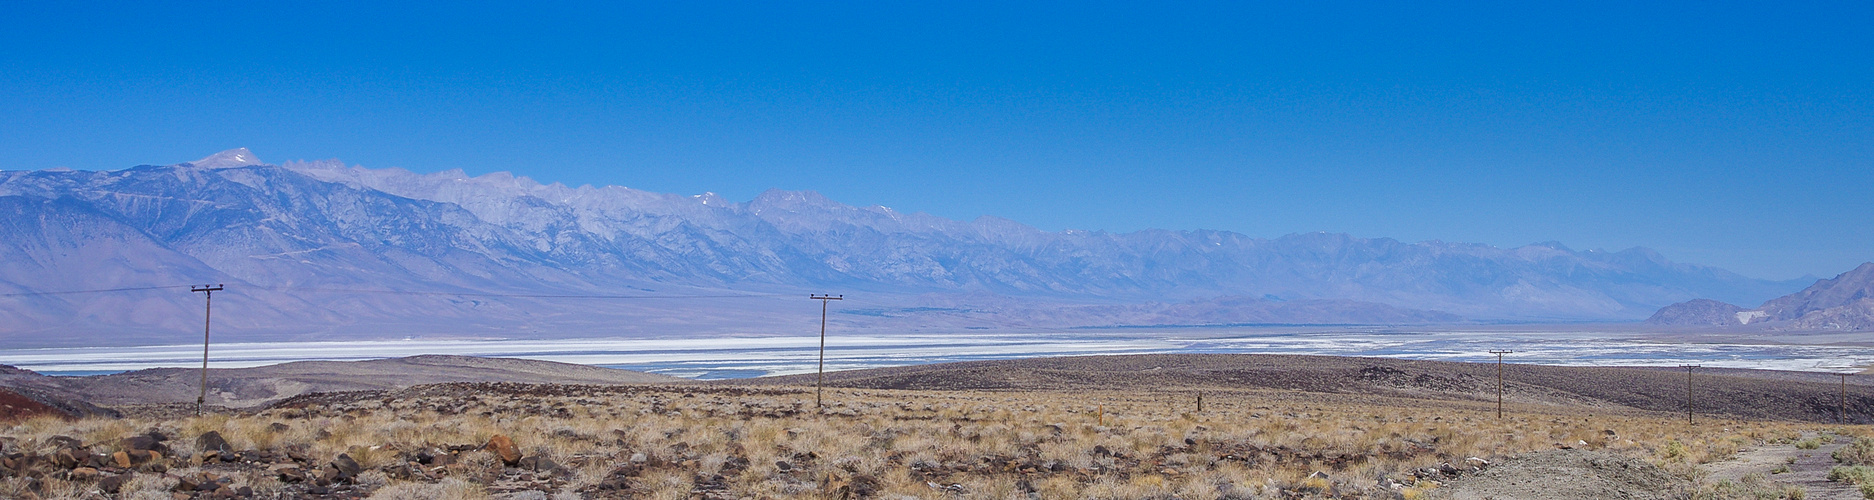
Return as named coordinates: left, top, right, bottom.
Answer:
left=0, top=353, right=1870, bottom=499
left=1428, top=449, right=1689, bottom=500
left=0, top=379, right=1859, bottom=499
left=0, top=356, right=684, bottom=410
left=735, top=354, right=1874, bottom=423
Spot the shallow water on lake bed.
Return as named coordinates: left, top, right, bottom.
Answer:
left=2, top=330, right=1869, bottom=379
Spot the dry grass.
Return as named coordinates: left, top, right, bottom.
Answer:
left=0, top=383, right=1856, bottom=499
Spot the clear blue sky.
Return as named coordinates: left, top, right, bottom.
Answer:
left=2, top=2, right=1869, bottom=280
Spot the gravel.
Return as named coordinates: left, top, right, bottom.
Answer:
left=1430, top=449, right=1688, bottom=500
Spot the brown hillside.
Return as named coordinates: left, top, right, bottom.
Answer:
left=724, top=353, right=1874, bottom=423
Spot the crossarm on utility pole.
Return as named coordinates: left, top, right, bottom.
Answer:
left=1489, top=351, right=1512, bottom=419
left=191, top=284, right=224, bottom=416
left=810, top=294, right=842, bottom=409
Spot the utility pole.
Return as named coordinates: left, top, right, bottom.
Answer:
left=1490, top=350, right=1513, bottom=419
left=810, top=294, right=842, bottom=409
left=1680, top=365, right=1700, bottom=425
left=192, top=284, right=224, bottom=416
left=1842, top=372, right=1854, bottom=425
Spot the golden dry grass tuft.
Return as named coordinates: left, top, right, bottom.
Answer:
left=0, top=382, right=1860, bottom=499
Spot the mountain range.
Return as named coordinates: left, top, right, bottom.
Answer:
left=1648, top=262, right=1874, bottom=331
left=0, top=149, right=1814, bottom=346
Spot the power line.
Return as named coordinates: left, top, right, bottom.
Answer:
left=4, top=283, right=795, bottom=300
left=258, top=286, right=794, bottom=300
left=0, top=285, right=192, bottom=297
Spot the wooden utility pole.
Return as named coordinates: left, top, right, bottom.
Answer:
left=192, top=284, right=224, bottom=416
left=810, top=294, right=842, bottom=409
left=1680, top=365, right=1700, bottom=425
left=1842, top=372, right=1854, bottom=425
left=1490, top=350, right=1513, bottom=419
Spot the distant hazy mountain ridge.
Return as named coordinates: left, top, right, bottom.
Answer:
left=1644, top=299, right=1747, bottom=327
left=1648, top=262, right=1874, bottom=331
left=0, top=149, right=1808, bottom=343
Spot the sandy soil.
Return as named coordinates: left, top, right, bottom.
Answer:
left=1704, top=432, right=1862, bottom=500
left=1428, top=449, right=1689, bottom=499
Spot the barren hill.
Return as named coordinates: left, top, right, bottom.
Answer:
left=0, top=355, right=684, bottom=408
left=1650, top=262, right=1874, bottom=331
left=725, top=353, right=1874, bottom=422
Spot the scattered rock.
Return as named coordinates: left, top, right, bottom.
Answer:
left=484, top=435, right=521, bottom=465
left=46, top=435, right=81, bottom=449
left=52, top=448, right=79, bottom=469
left=99, top=473, right=130, bottom=493
left=271, top=464, right=305, bottom=483
left=517, top=455, right=559, bottom=472
left=69, top=467, right=98, bottom=481
left=122, top=435, right=160, bottom=452
left=331, top=454, right=362, bottom=480
left=1429, top=449, right=1686, bottom=500
left=196, top=431, right=231, bottom=455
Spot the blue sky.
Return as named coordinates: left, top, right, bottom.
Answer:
left=2, top=1, right=1869, bottom=280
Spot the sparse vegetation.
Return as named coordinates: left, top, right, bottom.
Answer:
left=1698, top=473, right=1806, bottom=500
left=1793, top=437, right=1826, bottom=450
left=1838, top=437, right=1874, bottom=466
left=1830, top=465, right=1874, bottom=484
left=0, top=380, right=1846, bottom=499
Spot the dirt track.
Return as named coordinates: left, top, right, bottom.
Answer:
left=1705, top=433, right=1862, bottom=500
left=1429, top=449, right=1689, bottom=499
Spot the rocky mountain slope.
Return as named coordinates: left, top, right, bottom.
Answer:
left=1648, top=262, right=1874, bottom=331
left=1643, top=299, right=1747, bottom=327
left=0, top=149, right=1807, bottom=344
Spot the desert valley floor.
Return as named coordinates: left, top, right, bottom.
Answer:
left=0, top=353, right=1869, bottom=499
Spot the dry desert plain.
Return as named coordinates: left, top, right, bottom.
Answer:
left=0, top=354, right=1869, bottom=499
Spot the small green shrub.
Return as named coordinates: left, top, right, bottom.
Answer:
left=1795, top=437, right=1825, bottom=450
left=1702, top=473, right=1798, bottom=500
left=1837, top=437, right=1874, bottom=466
left=1829, top=465, right=1874, bottom=485
left=1662, top=440, right=1690, bottom=461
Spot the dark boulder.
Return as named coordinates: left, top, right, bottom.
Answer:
left=196, top=431, right=231, bottom=455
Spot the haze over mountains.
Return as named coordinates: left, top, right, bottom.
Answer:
left=1649, top=262, right=1874, bottom=331
left=0, top=149, right=1812, bottom=346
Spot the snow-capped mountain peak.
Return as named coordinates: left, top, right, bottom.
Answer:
left=186, top=148, right=265, bottom=169
left=0, top=149, right=1817, bottom=345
